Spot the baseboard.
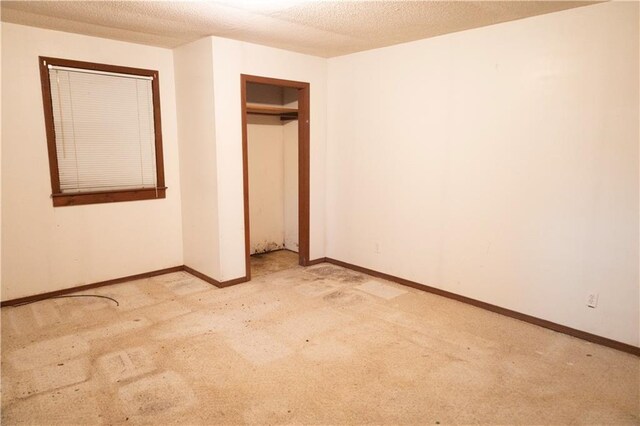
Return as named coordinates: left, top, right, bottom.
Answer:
left=182, top=265, right=249, bottom=288
left=220, top=276, right=250, bottom=287
left=322, top=258, right=640, bottom=357
left=0, top=266, right=184, bottom=307
left=4, top=257, right=636, bottom=356
left=1, top=264, right=247, bottom=307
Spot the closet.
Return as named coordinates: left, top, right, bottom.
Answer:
left=245, top=82, right=299, bottom=257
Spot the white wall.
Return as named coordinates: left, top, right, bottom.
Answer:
left=283, top=119, right=299, bottom=252
left=173, top=37, right=221, bottom=279
left=246, top=84, right=298, bottom=254
left=210, top=37, right=327, bottom=280
left=326, top=2, right=639, bottom=345
left=0, top=21, right=3, bottom=293
left=247, top=115, right=299, bottom=254
left=1, top=23, right=184, bottom=300
left=248, top=115, right=285, bottom=253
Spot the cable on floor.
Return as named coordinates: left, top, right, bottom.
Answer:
left=12, top=294, right=120, bottom=307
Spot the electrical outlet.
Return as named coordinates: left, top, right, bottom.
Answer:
left=587, top=293, right=599, bottom=308
left=374, top=243, right=380, bottom=254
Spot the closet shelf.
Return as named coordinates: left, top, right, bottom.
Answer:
left=246, top=103, right=298, bottom=117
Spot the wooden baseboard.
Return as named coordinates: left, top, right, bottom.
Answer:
left=305, top=257, right=328, bottom=266
left=321, top=258, right=640, bottom=357
left=182, top=265, right=248, bottom=288
left=1, top=264, right=247, bottom=307
left=219, top=276, right=250, bottom=287
left=0, top=266, right=184, bottom=307
left=3, top=257, right=636, bottom=356
left=182, top=265, right=220, bottom=287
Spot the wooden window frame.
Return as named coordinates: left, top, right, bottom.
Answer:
left=39, top=56, right=167, bottom=207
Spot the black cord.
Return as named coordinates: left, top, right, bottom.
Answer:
left=12, top=294, right=119, bottom=307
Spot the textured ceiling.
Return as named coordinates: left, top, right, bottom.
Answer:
left=1, top=1, right=598, bottom=58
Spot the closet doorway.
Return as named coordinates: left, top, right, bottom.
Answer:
left=241, top=74, right=310, bottom=280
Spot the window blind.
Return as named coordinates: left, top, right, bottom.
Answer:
left=48, top=66, right=158, bottom=193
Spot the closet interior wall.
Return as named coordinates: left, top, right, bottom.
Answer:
left=247, top=83, right=299, bottom=254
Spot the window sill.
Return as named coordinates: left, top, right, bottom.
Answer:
left=51, top=187, right=167, bottom=207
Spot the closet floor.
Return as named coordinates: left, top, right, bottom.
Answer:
left=250, top=249, right=299, bottom=278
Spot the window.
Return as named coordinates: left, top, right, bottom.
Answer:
left=39, top=56, right=166, bottom=207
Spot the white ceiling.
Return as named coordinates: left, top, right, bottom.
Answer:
left=1, top=1, right=598, bottom=58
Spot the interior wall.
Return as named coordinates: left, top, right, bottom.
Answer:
left=210, top=37, right=327, bottom=280
left=1, top=23, right=184, bottom=300
left=246, top=84, right=299, bottom=255
left=246, top=83, right=282, bottom=104
left=0, top=21, right=3, bottom=291
left=173, top=37, right=221, bottom=279
left=326, top=2, right=639, bottom=345
left=283, top=87, right=299, bottom=252
left=283, top=119, right=299, bottom=252
left=246, top=115, right=299, bottom=255
left=248, top=115, right=285, bottom=254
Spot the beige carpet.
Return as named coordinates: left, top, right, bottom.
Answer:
left=2, top=256, right=638, bottom=424
left=250, top=249, right=299, bottom=278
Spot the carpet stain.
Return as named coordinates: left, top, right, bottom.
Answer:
left=118, top=371, right=196, bottom=417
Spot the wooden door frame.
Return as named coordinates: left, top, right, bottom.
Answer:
left=241, top=74, right=311, bottom=280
